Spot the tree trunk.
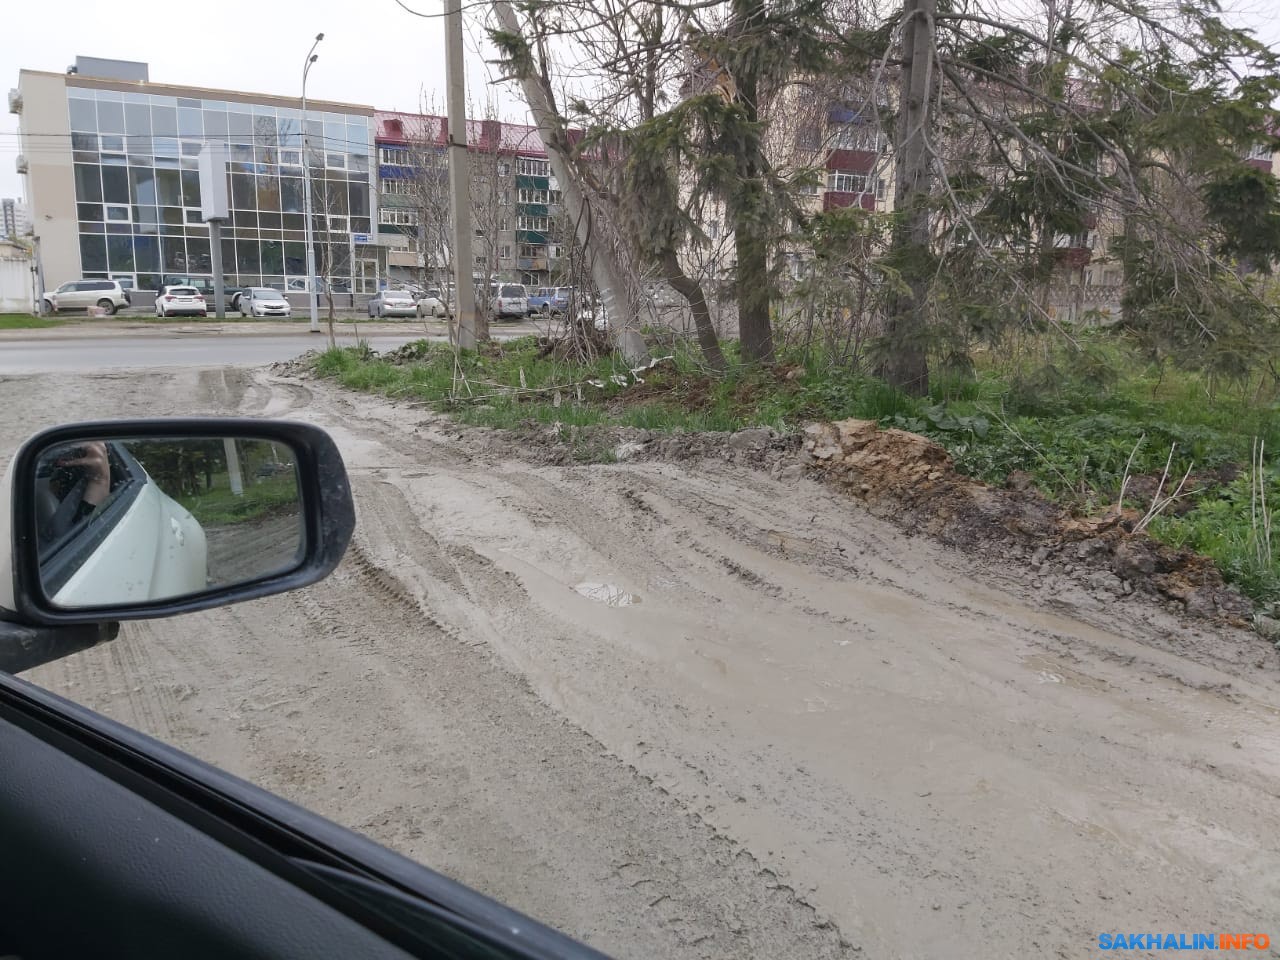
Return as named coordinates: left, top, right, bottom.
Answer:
left=660, top=251, right=726, bottom=372
left=882, top=0, right=934, bottom=396
left=492, top=1, right=649, bottom=363
left=731, top=0, right=774, bottom=365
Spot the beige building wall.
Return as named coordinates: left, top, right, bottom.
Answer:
left=17, top=70, right=79, bottom=289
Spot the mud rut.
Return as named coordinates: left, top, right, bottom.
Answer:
left=4, top=365, right=1278, bottom=959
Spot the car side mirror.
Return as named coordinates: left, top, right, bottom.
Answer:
left=0, top=419, right=354, bottom=629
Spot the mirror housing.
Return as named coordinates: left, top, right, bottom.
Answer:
left=1, top=419, right=354, bottom=627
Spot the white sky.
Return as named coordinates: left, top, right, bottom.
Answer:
left=0, top=0, right=518, bottom=198
left=1, top=0, right=1278, bottom=200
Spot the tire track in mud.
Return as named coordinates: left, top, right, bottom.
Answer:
left=310, top=538, right=859, bottom=959
left=12, top=367, right=1280, bottom=958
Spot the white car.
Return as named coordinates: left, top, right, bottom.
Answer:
left=239, top=287, right=291, bottom=318
left=154, top=285, right=208, bottom=318
left=33, top=441, right=207, bottom=608
left=41, top=279, right=131, bottom=316
left=367, top=289, right=417, bottom=318
left=416, top=288, right=451, bottom=318
left=490, top=283, right=529, bottom=320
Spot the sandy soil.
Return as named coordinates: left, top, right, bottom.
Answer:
left=4, top=365, right=1279, bottom=959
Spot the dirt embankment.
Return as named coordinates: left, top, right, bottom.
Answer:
left=801, top=419, right=1255, bottom=624
left=437, top=412, right=1259, bottom=628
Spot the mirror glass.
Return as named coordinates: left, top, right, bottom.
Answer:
left=32, top=436, right=304, bottom=609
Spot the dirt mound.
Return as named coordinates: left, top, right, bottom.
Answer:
left=802, top=419, right=1252, bottom=623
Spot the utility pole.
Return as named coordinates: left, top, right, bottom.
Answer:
left=444, top=0, right=477, bottom=349
left=301, top=33, right=324, bottom=334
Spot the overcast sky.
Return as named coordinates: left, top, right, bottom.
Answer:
left=0, top=0, right=517, bottom=198
left=2, top=0, right=1279, bottom=200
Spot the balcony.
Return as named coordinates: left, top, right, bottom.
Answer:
left=7, top=88, right=21, bottom=114
left=825, top=148, right=876, bottom=172
left=517, top=258, right=548, bottom=271
left=823, top=191, right=876, bottom=212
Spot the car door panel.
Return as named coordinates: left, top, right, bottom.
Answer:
left=0, top=670, right=609, bottom=960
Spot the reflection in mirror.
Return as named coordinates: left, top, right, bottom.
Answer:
left=33, top=436, right=304, bottom=609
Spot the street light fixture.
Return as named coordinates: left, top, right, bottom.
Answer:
left=301, top=32, right=324, bottom=333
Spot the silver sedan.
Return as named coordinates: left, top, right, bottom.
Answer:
left=368, top=290, right=418, bottom=318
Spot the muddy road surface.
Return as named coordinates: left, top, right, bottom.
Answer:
left=4, top=366, right=1279, bottom=959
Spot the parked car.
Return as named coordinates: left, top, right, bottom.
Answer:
left=367, top=289, right=417, bottom=319
left=416, top=288, right=451, bottom=318
left=41, top=279, right=131, bottom=316
left=239, top=287, right=291, bottom=318
left=490, top=283, right=529, bottom=320
left=158, top=276, right=246, bottom=311
left=154, top=285, right=208, bottom=318
left=527, top=286, right=575, bottom=316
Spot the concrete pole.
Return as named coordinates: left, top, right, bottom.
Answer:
left=209, top=219, right=226, bottom=318
left=444, top=0, right=477, bottom=349
left=223, top=438, right=244, bottom=496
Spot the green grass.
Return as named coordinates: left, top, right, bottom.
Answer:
left=311, top=333, right=1280, bottom=608
left=176, top=473, right=300, bottom=526
left=0, top=313, right=67, bottom=329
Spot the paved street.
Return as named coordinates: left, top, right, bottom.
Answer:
left=0, top=333, right=421, bottom=373
left=0, top=322, right=540, bottom=372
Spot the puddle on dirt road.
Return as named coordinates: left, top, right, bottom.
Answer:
left=574, top=582, right=641, bottom=606
left=1020, top=653, right=1109, bottom=692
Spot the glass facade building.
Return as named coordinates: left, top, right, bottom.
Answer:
left=64, top=84, right=376, bottom=293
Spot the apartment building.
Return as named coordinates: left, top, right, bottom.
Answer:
left=1, top=198, right=30, bottom=240
left=374, top=111, right=563, bottom=288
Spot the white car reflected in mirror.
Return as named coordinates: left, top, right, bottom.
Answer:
left=33, top=437, right=304, bottom=609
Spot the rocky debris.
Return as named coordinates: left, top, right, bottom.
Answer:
left=802, top=419, right=1253, bottom=624
left=728, top=427, right=778, bottom=450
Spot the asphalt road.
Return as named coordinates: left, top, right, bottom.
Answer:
left=0, top=333, right=421, bottom=373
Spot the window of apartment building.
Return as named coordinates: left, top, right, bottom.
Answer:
left=828, top=171, right=867, bottom=193
left=379, top=146, right=411, bottom=166
left=548, top=189, right=562, bottom=204
left=499, top=245, right=512, bottom=260
left=381, top=179, right=413, bottom=196
left=832, top=124, right=880, bottom=152
left=498, top=217, right=510, bottom=231
left=875, top=177, right=887, bottom=200
left=517, top=156, right=550, bottom=177
left=517, top=215, right=550, bottom=232
left=475, top=255, right=486, bottom=268
left=707, top=220, right=720, bottom=240
left=794, top=126, right=820, bottom=152
left=500, top=189, right=511, bottom=205
left=518, top=243, right=545, bottom=259
left=497, top=161, right=511, bottom=177
left=797, top=181, right=821, bottom=195
left=518, top=188, right=549, bottom=204
left=378, top=208, right=419, bottom=226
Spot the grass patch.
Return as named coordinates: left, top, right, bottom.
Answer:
left=311, top=333, right=1280, bottom=608
left=176, top=473, right=299, bottom=526
left=0, top=313, right=67, bottom=329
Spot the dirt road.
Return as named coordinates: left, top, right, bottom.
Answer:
left=5, top=366, right=1279, bottom=959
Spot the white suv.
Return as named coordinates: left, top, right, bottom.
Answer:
left=489, top=283, right=529, bottom=319
left=41, top=279, right=131, bottom=316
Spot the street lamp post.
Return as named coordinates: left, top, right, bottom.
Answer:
left=301, top=33, right=324, bottom=334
